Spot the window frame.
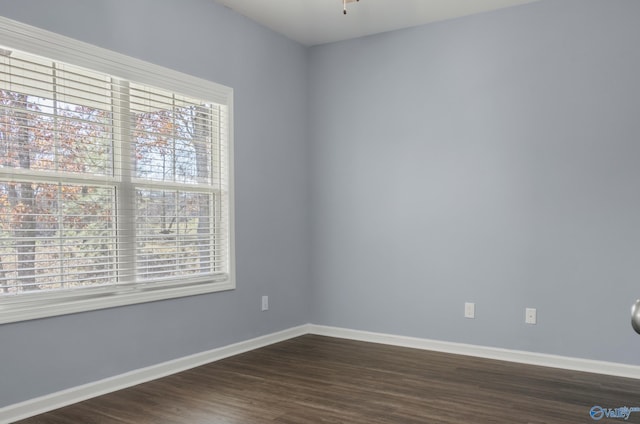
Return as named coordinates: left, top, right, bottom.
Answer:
left=0, top=16, right=235, bottom=324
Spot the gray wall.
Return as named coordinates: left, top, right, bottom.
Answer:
left=0, top=0, right=311, bottom=407
left=309, top=0, right=640, bottom=365
left=3, top=0, right=640, bottom=411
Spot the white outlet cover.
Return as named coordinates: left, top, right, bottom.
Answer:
left=464, top=302, right=475, bottom=319
left=525, top=307, right=536, bottom=324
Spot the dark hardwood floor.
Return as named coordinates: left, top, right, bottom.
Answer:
left=15, top=335, right=640, bottom=423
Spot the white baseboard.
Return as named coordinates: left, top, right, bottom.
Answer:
left=0, top=324, right=310, bottom=424
left=4, top=323, right=640, bottom=424
left=308, top=324, right=640, bottom=379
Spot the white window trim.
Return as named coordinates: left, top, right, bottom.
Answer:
left=0, top=16, right=235, bottom=324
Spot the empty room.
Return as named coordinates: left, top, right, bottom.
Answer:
left=1, top=0, right=640, bottom=422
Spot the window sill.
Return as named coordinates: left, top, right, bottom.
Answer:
left=0, top=278, right=235, bottom=324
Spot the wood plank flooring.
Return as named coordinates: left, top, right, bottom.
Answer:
left=15, top=335, right=640, bottom=423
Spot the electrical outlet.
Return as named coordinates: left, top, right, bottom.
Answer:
left=464, top=302, right=475, bottom=319
left=525, top=307, right=536, bottom=324
left=261, top=296, right=269, bottom=311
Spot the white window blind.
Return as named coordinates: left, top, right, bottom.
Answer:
left=0, top=17, right=234, bottom=323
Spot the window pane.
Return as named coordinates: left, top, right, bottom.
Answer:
left=131, top=84, right=212, bottom=184
left=0, top=52, right=113, bottom=177
left=0, top=93, right=113, bottom=175
left=0, top=91, right=56, bottom=172
left=136, top=188, right=214, bottom=280
left=0, top=182, right=116, bottom=294
left=54, top=100, right=113, bottom=175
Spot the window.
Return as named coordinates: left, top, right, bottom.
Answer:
left=0, top=17, right=234, bottom=324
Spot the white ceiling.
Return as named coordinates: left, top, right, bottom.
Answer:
left=214, top=0, right=540, bottom=46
